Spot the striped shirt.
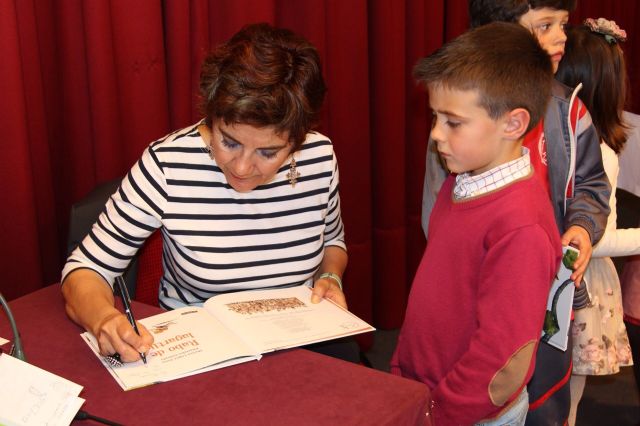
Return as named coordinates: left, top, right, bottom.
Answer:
left=62, top=123, right=346, bottom=309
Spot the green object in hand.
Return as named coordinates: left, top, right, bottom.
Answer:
left=543, top=310, right=560, bottom=337
left=562, top=248, right=578, bottom=269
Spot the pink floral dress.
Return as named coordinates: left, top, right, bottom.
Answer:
left=571, top=143, right=636, bottom=375
left=572, top=257, right=633, bottom=375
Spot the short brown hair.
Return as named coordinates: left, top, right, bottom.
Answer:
left=414, top=22, right=553, bottom=133
left=199, top=23, right=326, bottom=150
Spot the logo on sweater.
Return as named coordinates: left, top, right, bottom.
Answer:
left=538, top=133, right=548, bottom=166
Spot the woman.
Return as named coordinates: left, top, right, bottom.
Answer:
left=62, top=23, right=349, bottom=363
left=555, top=18, right=639, bottom=425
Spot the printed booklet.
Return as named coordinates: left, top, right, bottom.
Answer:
left=541, top=246, right=581, bottom=351
left=81, top=285, right=374, bottom=390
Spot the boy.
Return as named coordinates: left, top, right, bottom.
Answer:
left=421, top=1, right=611, bottom=423
left=391, top=22, right=562, bottom=425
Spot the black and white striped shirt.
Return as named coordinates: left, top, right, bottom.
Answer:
left=62, top=123, right=346, bottom=309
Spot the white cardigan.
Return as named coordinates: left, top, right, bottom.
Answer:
left=591, top=140, right=640, bottom=258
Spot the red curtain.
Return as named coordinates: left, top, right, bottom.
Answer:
left=2, top=1, right=638, bottom=332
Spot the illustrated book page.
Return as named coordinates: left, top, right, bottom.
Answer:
left=204, top=285, right=375, bottom=353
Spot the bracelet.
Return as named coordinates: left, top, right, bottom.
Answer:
left=319, top=272, right=343, bottom=291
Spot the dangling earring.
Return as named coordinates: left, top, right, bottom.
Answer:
left=287, top=157, right=300, bottom=187
left=207, top=139, right=215, bottom=161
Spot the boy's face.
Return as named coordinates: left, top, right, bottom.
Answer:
left=428, top=86, right=517, bottom=176
left=518, top=7, right=569, bottom=73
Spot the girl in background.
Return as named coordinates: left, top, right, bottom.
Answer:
left=556, top=18, right=639, bottom=425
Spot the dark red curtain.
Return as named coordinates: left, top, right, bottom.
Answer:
left=2, top=0, right=638, bottom=332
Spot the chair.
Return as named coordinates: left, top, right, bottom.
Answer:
left=66, top=178, right=162, bottom=306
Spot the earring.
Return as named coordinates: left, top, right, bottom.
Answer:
left=287, top=157, right=300, bottom=187
left=207, top=140, right=214, bottom=161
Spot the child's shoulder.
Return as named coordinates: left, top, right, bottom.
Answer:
left=550, top=79, right=574, bottom=102
left=486, top=178, right=556, bottom=232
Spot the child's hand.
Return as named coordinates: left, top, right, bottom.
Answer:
left=561, top=225, right=593, bottom=285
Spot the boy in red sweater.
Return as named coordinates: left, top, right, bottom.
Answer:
left=391, top=23, right=562, bottom=425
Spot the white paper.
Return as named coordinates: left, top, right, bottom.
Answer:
left=0, top=353, right=84, bottom=426
left=0, top=336, right=9, bottom=345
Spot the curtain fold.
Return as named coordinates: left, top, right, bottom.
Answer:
left=2, top=0, right=637, bottom=332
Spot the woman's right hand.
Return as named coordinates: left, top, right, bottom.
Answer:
left=62, top=269, right=153, bottom=362
left=92, top=310, right=153, bottom=362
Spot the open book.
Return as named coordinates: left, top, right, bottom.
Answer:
left=541, top=246, right=580, bottom=351
left=82, top=285, right=375, bottom=390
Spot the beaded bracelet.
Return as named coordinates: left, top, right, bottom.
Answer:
left=319, top=272, right=343, bottom=291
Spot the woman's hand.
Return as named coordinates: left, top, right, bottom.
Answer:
left=62, top=269, right=154, bottom=363
left=311, top=276, right=347, bottom=310
left=311, top=246, right=349, bottom=309
left=93, top=311, right=153, bottom=362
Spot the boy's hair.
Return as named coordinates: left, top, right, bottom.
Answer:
left=556, top=25, right=629, bottom=153
left=469, top=0, right=577, bottom=28
left=414, top=22, right=553, bottom=133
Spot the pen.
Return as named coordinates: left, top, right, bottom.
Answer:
left=115, top=276, right=147, bottom=364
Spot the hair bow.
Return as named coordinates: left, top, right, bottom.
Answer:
left=584, top=18, right=627, bottom=44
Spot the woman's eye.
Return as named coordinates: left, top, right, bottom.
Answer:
left=446, top=120, right=461, bottom=129
left=538, top=23, right=551, bottom=31
left=258, top=149, right=278, bottom=159
left=221, top=138, right=238, bottom=149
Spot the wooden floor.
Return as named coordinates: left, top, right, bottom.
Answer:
left=365, top=329, right=640, bottom=425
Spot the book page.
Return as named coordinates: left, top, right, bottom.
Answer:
left=204, top=286, right=375, bottom=353
left=82, top=306, right=261, bottom=390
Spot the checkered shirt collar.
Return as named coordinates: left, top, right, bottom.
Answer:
left=453, top=148, right=531, bottom=200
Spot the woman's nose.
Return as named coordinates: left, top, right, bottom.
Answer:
left=233, top=153, right=254, bottom=176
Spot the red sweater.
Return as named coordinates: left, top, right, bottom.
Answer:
left=391, top=175, right=561, bottom=425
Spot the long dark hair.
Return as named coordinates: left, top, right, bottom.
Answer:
left=556, top=24, right=629, bottom=153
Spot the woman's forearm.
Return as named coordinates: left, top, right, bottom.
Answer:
left=61, top=269, right=120, bottom=336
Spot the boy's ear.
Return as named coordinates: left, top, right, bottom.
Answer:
left=503, top=108, right=531, bottom=140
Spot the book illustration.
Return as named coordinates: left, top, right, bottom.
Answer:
left=225, top=297, right=306, bottom=315
left=542, top=278, right=573, bottom=340
left=150, top=319, right=177, bottom=334
left=540, top=246, right=578, bottom=351
left=562, top=247, right=578, bottom=268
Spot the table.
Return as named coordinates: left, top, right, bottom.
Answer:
left=0, top=285, right=431, bottom=425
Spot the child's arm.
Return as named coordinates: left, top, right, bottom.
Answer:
left=563, top=101, right=611, bottom=282
left=429, top=226, right=560, bottom=425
